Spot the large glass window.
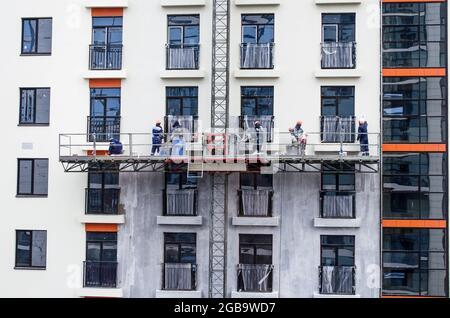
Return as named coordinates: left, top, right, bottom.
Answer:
left=242, top=14, right=274, bottom=44
left=92, top=17, right=123, bottom=46
left=241, top=87, right=274, bottom=116
left=86, top=168, right=120, bottom=215
left=383, top=153, right=447, bottom=219
left=86, top=232, right=117, bottom=263
left=168, top=15, right=200, bottom=46
left=164, top=233, right=196, bottom=264
left=321, top=235, right=355, bottom=266
left=19, top=88, right=50, bottom=125
left=239, top=234, right=272, bottom=265
left=15, top=230, right=47, bottom=269
left=383, top=77, right=447, bottom=143
left=166, top=87, right=198, bottom=116
left=322, top=13, right=355, bottom=43
left=383, top=228, right=447, bottom=296
left=322, top=164, right=355, bottom=191
left=383, top=3, right=447, bottom=68
left=240, top=173, right=273, bottom=190
left=21, top=18, right=52, bottom=54
left=17, top=159, right=48, bottom=196
left=165, top=173, right=198, bottom=190
left=89, top=88, right=121, bottom=142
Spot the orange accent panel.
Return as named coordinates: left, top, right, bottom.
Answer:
left=383, top=0, right=445, bottom=2
left=382, top=220, right=447, bottom=229
left=89, top=79, right=121, bottom=88
left=91, top=8, right=123, bottom=17
left=382, top=144, right=446, bottom=152
left=383, top=68, right=446, bottom=77
left=85, top=224, right=118, bottom=232
left=87, top=150, right=109, bottom=156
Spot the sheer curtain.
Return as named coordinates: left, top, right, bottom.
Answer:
left=322, top=42, right=354, bottom=68
left=241, top=189, right=271, bottom=216
left=243, top=43, right=272, bottom=69
left=321, top=266, right=354, bottom=294
left=166, top=189, right=196, bottom=216
left=242, top=115, right=273, bottom=144
left=168, top=47, right=196, bottom=69
left=238, top=264, right=273, bottom=292
left=322, top=116, right=354, bottom=143
left=322, top=194, right=353, bottom=218
left=164, top=263, right=193, bottom=290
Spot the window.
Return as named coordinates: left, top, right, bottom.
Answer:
left=19, top=88, right=50, bottom=125
left=168, top=15, right=200, bottom=46
left=383, top=153, right=447, bottom=219
left=240, top=173, right=272, bottom=190
left=164, top=233, right=196, bottom=264
left=17, top=159, right=48, bottom=196
left=321, top=87, right=355, bottom=117
left=241, top=87, right=274, bottom=116
left=383, top=77, right=447, bottom=143
left=89, top=88, right=121, bottom=142
left=21, top=18, right=52, bottom=55
left=239, top=234, right=272, bottom=264
left=85, top=232, right=117, bottom=288
left=86, top=168, right=120, bottom=215
left=321, top=235, right=355, bottom=266
left=322, top=164, right=355, bottom=191
left=322, top=13, right=355, bottom=43
left=383, top=3, right=447, bottom=68
left=166, top=173, right=198, bottom=190
left=90, top=17, right=123, bottom=70
left=166, top=87, right=198, bottom=116
left=242, top=14, right=274, bottom=44
left=383, top=228, right=447, bottom=296
left=15, top=230, right=47, bottom=269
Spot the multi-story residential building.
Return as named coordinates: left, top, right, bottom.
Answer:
left=0, top=0, right=446, bottom=299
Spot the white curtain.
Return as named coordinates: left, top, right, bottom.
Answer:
left=168, top=47, right=196, bottom=69
left=321, top=266, right=354, bottom=294
left=322, top=116, right=354, bottom=143
left=241, top=189, right=271, bottom=216
left=322, top=42, right=354, bottom=68
left=164, top=263, right=193, bottom=290
left=166, top=189, right=196, bottom=216
left=323, top=194, right=353, bottom=218
left=242, top=115, right=273, bottom=144
left=238, top=264, right=273, bottom=292
left=243, top=43, right=272, bottom=69
left=167, top=115, right=194, bottom=135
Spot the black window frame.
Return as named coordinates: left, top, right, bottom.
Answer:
left=15, top=229, right=47, bottom=269
left=167, top=14, right=200, bottom=46
left=321, top=13, right=356, bottom=43
left=321, top=164, right=356, bottom=192
left=165, top=172, right=198, bottom=190
left=241, top=13, right=275, bottom=44
left=21, top=18, right=52, bottom=55
left=239, top=173, right=273, bottom=190
left=321, top=86, right=355, bottom=117
left=165, top=87, right=199, bottom=117
left=320, top=235, right=355, bottom=267
left=240, top=86, right=274, bottom=116
left=91, top=16, right=123, bottom=46
left=16, top=158, right=49, bottom=197
left=239, top=234, right=273, bottom=265
left=164, top=233, right=197, bottom=264
left=86, top=232, right=118, bottom=263
left=19, top=87, right=51, bottom=126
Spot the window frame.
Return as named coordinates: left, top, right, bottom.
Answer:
left=320, top=86, right=355, bottom=117
left=21, top=17, right=52, bottom=55
left=15, top=229, right=47, bottom=270
left=240, top=86, right=274, bottom=116
left=167, top=14, right=200, bottom=46
left=239, top=234, right=273, bottom=265
left=85, top=232, right=118, bottom=263
left=321, top=13, right=356, bottom=43
left=18, top=87, right=51, bottom=126
left=166, top=87, right=199, bottom=117
left=16, top=158, right=49, bottom=197
left=320, top=235, right=355, bottom=267
left=241, top=13, right=275, bottom=44
left=163, top=233, right=197, bottom=264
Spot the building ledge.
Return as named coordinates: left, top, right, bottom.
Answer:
left=313, top=293, right=360, bottom=298
left=315, top=69, right=361, bottom=78
left=314, top=144, right=360, bottom=153
left=160, top=70, right=205, bottom=79
left=231, top=291, right=279, bottom=298
left=161, top=0, right=206, bottom=6
left=156, top=290, right=202, bottom=298
left=234, top=69, right=280, bottom=79
left=157, top=216, right=203, bottom=226
left=83, top=70, right=127, bottom=79
left=78, top=288, right=123, bottom=298
left=232, top=217, right=280, bottom=227
left=79, top=215, right=125, bottom=224
left=234, top=0, right=281, bottom=6
left=315, top=0, right=361, bottom=4
left=85, top=0, right=129, bottom=8
left=314, top=218, right=361, bottom=228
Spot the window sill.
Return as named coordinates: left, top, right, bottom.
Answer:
left=157, top=216, right=203, bottom=226
left=313, top=217, right=361, bottom=228
left=18, top=124, right=50, bottom=127
left=161, top=0, right=206, bottom=7
left=160, top=69, right=205, bottom=79
left=232, top=216, right=279, bottom=227
left=315, top=69, right=361, bottom=78
left=313, top=293, right=360, bottom=298
left=234, top=0, right=281, bottom=6
left=234, top=69, right=280, bottom=79
left=14, top=266, right=46, bottom=271
left=16, top=195, right=48, bottom=198
left=20, top=53, right=51, bottom=57
left=231, top=291, right=279, bottom=298
left=77, top=287, right=123, bottom=298
left=80, top=214, right=125, bottom=224
left=155, top=290, right=202, bottom=298
left=315, top=0, right=361, bottom=4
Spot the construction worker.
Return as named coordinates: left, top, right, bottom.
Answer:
left=151, top=120, right=164, bottom=155
left=357, top=119, right=369, bottom=156
left=170, top=121, right=185, bottom=156
left=293, top=120, right=304, bottom=140
left=254, top=120, right=265, bottom=154
left=108, top=138, right=123, bottom=155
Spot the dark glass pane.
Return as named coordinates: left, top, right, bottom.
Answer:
left=321, top=247, right=336, bottom=266
left=93, top=17, right=123, bottom=27
left=240, top=234, right=272, bottom=245
left=16, top=231, right=31, bottom=267
left=239, top=245, right=255, bottom=264
left=101, top=242, right=117, bottom=262
left=421, top=229, right=445, bottom=252
left=321, top=235, right=355, bottom=246
left=180, top=244, right=196, bottom=263
left=383, top=153, right=420, bottom=175
left=33, top=159, right=48, bottom=195
left=164, top=233, right=196, bottom=244
left=242, top=98, right=257, bottom=116
left=383, top=269, right=420, bottom=295
left=22, top=19, right=37, bottom=53
left=86, top=242, right=102, bottom=261
left=383, top=228, right=420, bottom=251
left=337, top=247, right=355, bottom=266
left=184, top=26, right=199, bottom=44
left=37, top=19, right=52, bottom=53
left=240, top=173, right=255, bottom=189
left=255, top=246, right=272, bottom=264
left=383, top=252, right=419, bottom=268
left=168, top=15, right=200, bottom=26
left=165, top=244, right=179, bottom=263
left=258, top=25, right=274, bottom=43
left=93, top=27, right=107, bottom=45
left=86, top=232, right=117, bottom=241
left=168, top=27, right=182, bottom=45
left=35, top=89, right=50, bottom=124
left=256, top=174, right=273, bottom=189
left=384, top=100, right=420, bottom=116
left=383, top=192, right=421, bottom=218
left=18, top=160, right=33, bottom=195
left=242, top=25, right=257, bottom=43
left=20, top=89, right=35, bottom=124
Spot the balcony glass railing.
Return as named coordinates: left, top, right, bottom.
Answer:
left=85, top=188, right=120, bottom=215
left=163, top=189, right=197, bottom=216
left=166, top=44, right=200, bottom=70
left=89, top=44, right=123, bottom=70
left=239, top=115, right=275, bottom=143
left=162, top=263, right=197, bottom=291
left=87, top=116, right=121, bottom=142
left=320, top=191, right=356, bottom=219
left=238, top=189, right=273, bottom=217
left=321, top=42, right=356, bottom=69
left=240, top=43, right=274, bottom=69
left=237, top=264, right=273, bottom=292
left=320, top=116, right=356, bottom=143
left=83, top=261, right=118, bottom=288
left=319, top=265, right=355, bottom=295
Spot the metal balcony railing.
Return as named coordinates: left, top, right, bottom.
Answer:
left=85, top=188, right=120, bottom=215
left=237, top=264, right=273, bottom=292
left=162, top=263, right=197, bottom=291
left=89, top=44, right=123, bottom=70
left=163, top=189, right=198, bottom=216
left=321, top=42, right=356, bottom=69
left=83, top=261, right=118, bottom=288
left=240, top=43, right=274, bottom=69
left=320, top=116, right=356, bottom=143
left=87, top=116, right=121, bottom=142
left=239, top=115, right=275, bottom=143
left=166, top=44, right=200, bottom=70
left=238, top=189, right=273, bottom=217
left=320, top=191, right=356, bottom=219
left=319, top=265, right=356, bottom=295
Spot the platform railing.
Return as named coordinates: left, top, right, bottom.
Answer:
left=59, top=131, right=380, bottom=162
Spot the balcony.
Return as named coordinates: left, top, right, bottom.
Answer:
left=239, top=115, right=275, bottom=143
left=319, top=265, right=355, bottom=295
left=163, top=189, right=197, bottom=216
left=240, top=43, right=274, bottom=69
left=89, top=44, right=123, bottom=70
left=320, top=116, right=356, bottom=143
left=166, top=44, right=200, bottom=70
left=320, top=191, right=355, bottom=219
left=162, top=263, right=197, bottom=291
left=321, top=42, right=356, bottom=69
left=83, top=261, right=118, bottom=288
left=237, top=264, right=273, bottom=292
left=85, top=188, right=120, bottom=215
left=87, top=116, right=121, bottom=142
left=238, top=189, right=273, bottom=217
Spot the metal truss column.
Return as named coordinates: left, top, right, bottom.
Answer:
left=209, top=0, right=230, bottom=298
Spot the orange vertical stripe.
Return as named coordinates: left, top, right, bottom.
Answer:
left=382, top=144, right=446, bottom=152
left=89, top=79, right=121, bottom=88
left=382, top=220, right=447, bottom=229
left=85, top=224, right=118, bottom=232
left=382, top=68, right=446, bottom=77
left=91, top=8, right=124, bottom=17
